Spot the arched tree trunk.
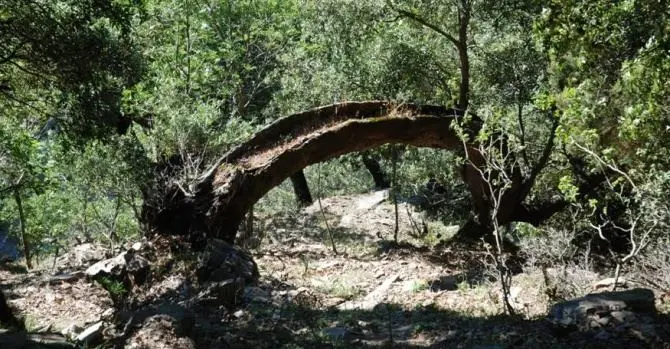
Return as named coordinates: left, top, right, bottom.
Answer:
left=142, top=101, right=474, bottom=243
left=141, top=101, right=577, bottom=246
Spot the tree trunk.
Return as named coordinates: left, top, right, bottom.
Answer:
left=142, top=101, right=472, bottom=244
left=361, top=153, right=390, bottom=189
left=13, top=188, right=31, bottom=269
left=289, top=170, right=313, bottom=206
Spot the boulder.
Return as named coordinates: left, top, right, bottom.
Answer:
left=55, top=243, right=108, bottom=272
left=196, top=239, right=258, bottom=284
left=547, top=288, right=656, bottom=330
left=85, top=250, right=150, bottom=287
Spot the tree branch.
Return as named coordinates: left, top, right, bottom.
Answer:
left=519, top=107, right=559, bottom=202
left=390, top=7, right=459, bottom=47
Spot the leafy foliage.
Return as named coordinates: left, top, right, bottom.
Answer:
left=0, top=0, right=667, bottom=278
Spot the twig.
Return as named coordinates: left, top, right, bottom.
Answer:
left=316, top=163, right=338, bottom=255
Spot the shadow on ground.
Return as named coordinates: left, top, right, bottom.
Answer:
left=191, top=290, right=670, bottom=349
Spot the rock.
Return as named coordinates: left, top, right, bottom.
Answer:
left=595, top=315, right=611, bottom=327
left=233, top=310, right=246, bottom=318
left=547, top=288, right=656, bottom=329
left=630, top=323, right=657, bottom=341
left=429, top=275, right=458, bottom=291
left=124, top=303, right=195, bottom=338
left=196, top=239, right=259, bottom=284
left=85, top=250, right=150, bottom=287
left=126, top=313, right=196, bottom=349
left=338, top=274, right=399, bottom=311
left=594, top=330, right=612, bottom=341
left=321, top=327, right=351, bottom=341
left=610, top=310, right=636, bottom=323
left=61, top=323, right=82, bottom=339
left=273, top=325, right=294, bottom=343
left=76, top=321, right=103, bottom=345
left=242, top=286, right=270, bottom=303
left=55, top=243, right=107, bottom=272
left=100, top=308, right=115, bottom=320
left=593, top=277, right=628, bottom=290
left=198, top=278, right=244, bottom=308
left=46, top=272, right=85, bottom=285
left=0, top=332, right=76, bottom=349
left=355, top=190, right=388, bottom=210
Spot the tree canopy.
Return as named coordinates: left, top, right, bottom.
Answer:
left=0, top=0, right=668, bottom=274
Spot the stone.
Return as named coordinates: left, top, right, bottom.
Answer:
left=595, top=315, right=611, bottom=327
left=76, top=321, right=103, bottom=345
left=196, top=239, right=259, bottom=284
left=126, top=313, right=196, bottom=349
left=593, top=277, right=628, bottom=290
left=429, top=275, right=458, bottom=291
left=100, top=308, right=115, bottom=320
left=85, top=250, right=150, bottom=287
left=321, top=327, right=351, bottom=341
left=125, top=303, right=195, bottom=337
left=610, top=310, right=636, bottom=323
left=547, top=288, right=656, bottom=328
left=233, top=310, right=246, bottom=318
left=243, top=286, right=270, bottom=303
left=422, top=299, right=435, bottom=307
left=338, top=274, right=399, bottom=311
left=61, top=323, right=82, bottom=339
left=55, top=243, right=107, bottom=272
left=594, top=330, right=612, bottom=341
left=630, top=324, right=657, bottom=341
left=198, top=278, right=245, bottom=308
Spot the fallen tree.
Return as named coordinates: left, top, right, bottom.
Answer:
left=141, top=101, right=474, bottom=243
left=141, top=100, right=582, bottom=245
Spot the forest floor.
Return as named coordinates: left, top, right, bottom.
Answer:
left=2, top=190, right=670, bottom=348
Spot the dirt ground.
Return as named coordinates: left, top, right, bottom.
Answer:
left=2, top=190, right=670, bottom=348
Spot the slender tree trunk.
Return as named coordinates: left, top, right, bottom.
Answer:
left=391, top=147, right=400, bottom=243
left=13, top=188, right=31, bottom=269
left=290, top=170, right=313, bottom=206
left=245, top=205, right=254, bottom=241
left=362, top=153, right=390, bottom=189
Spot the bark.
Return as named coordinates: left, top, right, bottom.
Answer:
left=143, top=101, right=472, bottom=243
left=13, top=188, right=31, bottom=269
left=361, top=153, right=390, bottom=189
left=289, top=170, right=313, bottom=206
left=456, top=1, right=471, bottom=110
